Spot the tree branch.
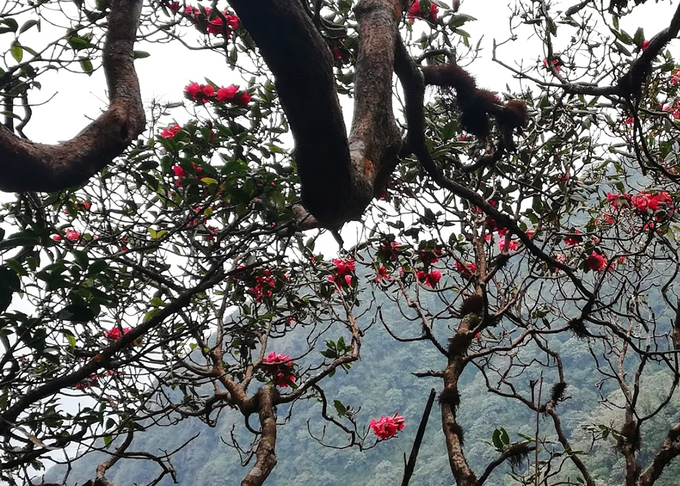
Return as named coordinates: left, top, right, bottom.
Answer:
left=0, top=0, right=146, bottom=192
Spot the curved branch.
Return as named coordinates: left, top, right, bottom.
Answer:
left=0, top=0, right=146, bottom=192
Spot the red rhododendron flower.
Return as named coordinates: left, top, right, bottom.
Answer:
left=65, top=229, right=81, bottom=242
left=564, top=230, right=582, bottom=246
left=161, top=124, right=182, bottom=139
left=671, top=68, right=680, bottom=84
left=172, top=165, right=185, bottom=178
left=407, top=1, right=438, bottom=21
left=104, top=326, right=133, bottom=341
left=641, top=40, right=650, bottom=51
left=454, top=261, right=477, bottom=277
left=417, top=270, right=442, bottom=287
left=226, top=14, right=239, bottom=30
left=329, top=274, right=353, bottom=288
left=248, top=270, right=278, bottom=302
left=498, top=238, right=518, bottom=251
left=369, top=413, right=405, bottom=440
left=274, top=372, right=295, bottom=388
left=332, top=258, right=356, bottom=276
left=75, top=374, right=98, bottom=390
left=374, top=266, right=391, bottom=282
left=419, top=248, right=442, bottom=265
left=202, top=84, right=215, bottom=98
left=52, top=234, right=62, bottom=242
left=585, top=251, right=607, bottom=272
left=263, top=352, right=291, bottom=366
left=237, top=91, right=252, bottom=106
left=263, top=352, right=295, bottom=387
left=217, top=85, right=239, bottom=103
left=542, top=58, right=562, bottom=72
left=185, top=82, right=201, bottom=100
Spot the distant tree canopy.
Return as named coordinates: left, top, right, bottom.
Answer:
left=2, top=1, right=680, bottom=485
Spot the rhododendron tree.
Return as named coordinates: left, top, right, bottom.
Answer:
left=3, top=0, right=680, bottom=485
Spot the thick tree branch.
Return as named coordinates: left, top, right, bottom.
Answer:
left=229, top=0, right=402, bottom=227
left=0, top=0, right=146, bottom=192
left=241, top=387, right=277, bottom=486
left=639, top=423, right=680, bottom=486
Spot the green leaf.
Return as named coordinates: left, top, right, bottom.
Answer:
left=633, top=27, right=644, bottom=47
left=1, top=18, right=18, bottom=33
left=67, top=36, right=91, bottom=50
left=10, top=41, right=23, bottom=63
left=333, top=400, right=347, bottom=416
left=80, top=58, right=93, bottom=75
left=19, top=20, right=39, bottom=34
left=492, top=428, right=504, bottom=449
left=133, top=50, right=150, bottom=59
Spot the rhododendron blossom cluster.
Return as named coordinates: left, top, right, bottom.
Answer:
left=374, top=266, right=391, bottom=282
left=419, top=248, right=442, bottom=266
left=605, top=190, right=675, bottom=229
left=416, top=269, right=442, bottom=287
left=585, top=251, right=607, bottom=272
left=564, top=230, right=582, bottom=246
left=369, top=413, right=405, bottom=440
left=249, top=269, right=277, bottom=302
left=52, top=229, right=82, bottom=242
left=161, top=124, right=182, bottom=139
left=104, top=326, right=132, bottom=341
left=329, top=258, right=356, bottom=289
left=498, top=238, right=518, bottom=251
left=454, top=261, right=477, bottom=277
left=184, top=82, right=251, bottom=107
left=182, top=5, right=239, bottom=38
left=407, top=0, right=438, bottom=21
left=262, top=352, right=295, bottom=388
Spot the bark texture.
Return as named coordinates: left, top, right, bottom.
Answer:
left=0, top=0, right=145, bottom=192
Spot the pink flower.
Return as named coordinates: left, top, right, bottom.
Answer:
left=263, top=352, right=295, bottom=387
left=641, top=40, right=650, bottom=51
left=79, top=201, right=91, bottom=211
left=498, top=238, right=518, bottom=251
left=417, top=270, right=442, bottom=287
left=564, top=230, right=581, bottom=246
left=237, top=91, right=252, bottom=106
left=585, top=251, right=607, bottom=272
left=542, top=58, right=562, bottom=72
left=172, top=165, right=185, bottom=179
left=104, top=326, right=133, bottom=341
left=369, top=413, right=405, bottom=440
left=65, top=229, right=81, bottom=242
left=52, top=234, right=62, bottom=242
left=202, top=84, right=215, bottom=98
left=329, top=274, right=353, bottom=287
left=161, top=124, right=182, bottom=139
left=217, top=84, right=239, bottom=103
left=75, top=374, right=98, bottom=390
left=184, top=82, right=201, bottom=100
left=672, top=68, right=680, bottom=84
left=263, top=352, right=291, bottom=366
